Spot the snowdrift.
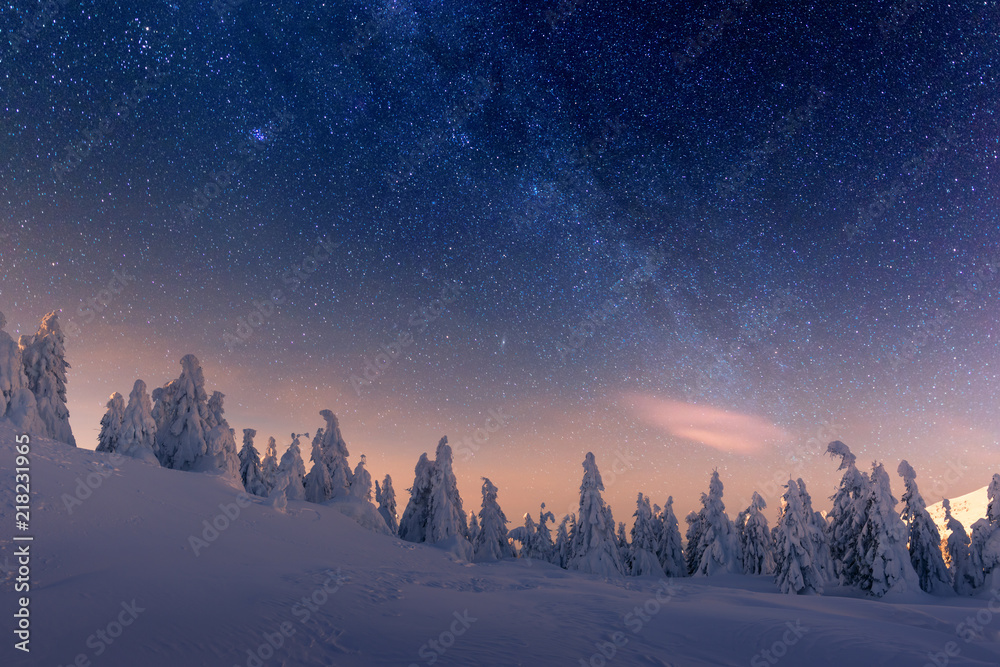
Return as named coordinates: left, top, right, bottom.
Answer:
left=3, top=422, right=1000, bottom=666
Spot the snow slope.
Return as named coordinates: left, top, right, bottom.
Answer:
left=928, top=487, right=990, bottom=537
left=3, top=423, right=1000, bottom=667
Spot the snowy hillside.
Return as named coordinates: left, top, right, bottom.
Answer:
left=4, top=424, right=1000, bottom=667
left=928, top=487, right=990, bottom=538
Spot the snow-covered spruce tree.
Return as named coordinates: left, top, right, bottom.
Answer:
left=0, top=311, right=44, bottom=433
left=202, top=391, right=241, bottom=478
left=629, top=493, right=663, bottom=576
left=976, top=474, right=1000, bottom=589
left=318, top=410, right=353, bottom=500
left=154, top=354, right=210, bottom=471
left=473, top=477, right=515, bottom=562
left=943, top=499, right=982, bottom=595
left=239, top=428, right=268, bottom=496
left=826, top=440, right=870, bottom=586
left=117, top=380, right=158, bottom=464
left=738, top=492, right=774, bottom=575
left=350, top=455, right=373, bottom=502
left=398, top=453, right=434, bottom=542
left=657, top=497, right=686, bottom=577
left=509, top=512, right=539, bottom=559
left=692, top=471, right=741, bottom=576
left=554, top=514, right=575, bottom=569
left=467, top=512, right=480, bottom=545
left=304, top=434, right=334, bottom=504
left=568, top=452, right=625, bottom=576
left=773, top=478, right=824, bottom=595
left=897, top=460, right=952, bottom=594
left=617, top=522, right=629, bottom=558
left=970, top=518, right=992, bottom=592
left=273, top=433, right=307, bottom=501
left=857, top=462, right=919, bottom=597
left=260, top=436, right=279, bottom=496
left=685, top=509, right=705, bottom=576
left=426, top=437, right=468, bottom=543
left=19, top=311, right=76, bottom=446
left=375, top=474, right=399, bottom=534
left=96, top=392, right=126, bottom=453
left=536, top=503, right=556, bottom=563
left=797, top=479, right=833, bottom=584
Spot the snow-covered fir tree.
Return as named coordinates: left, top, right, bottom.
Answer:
left=977, top=474, right=1000, bottom=589
left=943, top=498, right=982, bottom=595
left=897, top=460, right=952, bottom=595
left=154, top=354, right=210, bottom=471
left=304, top=434, right=334, bottom=504
left=19, top=311, right=76, bottom=446
left=773, top=478, right=824, bottom=595
left=738, top=492, right=774, bottom=576
left=617, top=522, right=629, bottom=556
left=467, top=512, right=480, bottom=545
left=426, top=437, right=468, bottom=543
left=398, top=453, right=434, bottom=542
left=691, top=471, right=741, bottom=576
left=568, top=452, right=624, bottom=576
left=857, top=462, right=919, bottom=597
left=509, top=512, right=539, bottom=559
left=318, top=410, right=353, bottom=500
left=0, top=311, right=44, bottom=433
left=473, top=477, right=514, bottom=562
left=554, top=514, right=575, bottom=569
left=117, top=380, right=158, bottom=464
left=96, top=392, right=125, bottom=454
left=260, top=436, right=279, bottom=496
left=799, top=479, right=834, bottom=583
left=350, top=455, right=373, bottom=502
left=970, top=518, right=992, bottom=593
left=202, top=391, right=241, bottom=478
left=238, top=428, right=268, bottom=496
left=273, top=433, right=307, bottom=501
left=629, top=493, right=663, bottom=576
left=657, top=497, right=686, bottom=577
left=375, top=474, right=399, bottom=534
left=536, top=503, right=556, bottom=563
left=685, top=509, right=704, bottom=576
left=826, top=441, right=870, bottom=586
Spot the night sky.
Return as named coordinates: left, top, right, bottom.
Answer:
left=2, top=0, right=999, bottom=525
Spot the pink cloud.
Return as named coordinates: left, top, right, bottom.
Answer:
left=624, top=394, right=791, bottom=455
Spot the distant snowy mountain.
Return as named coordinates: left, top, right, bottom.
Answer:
left=926, top=486, right=989, bottom=537
left=4, top=423, right=1000, bottom=666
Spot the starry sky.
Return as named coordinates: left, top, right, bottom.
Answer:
left=2, top=0, right=999, bottom=525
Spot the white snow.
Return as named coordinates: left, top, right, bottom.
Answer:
left=4, top=423, right=1000, bottom=667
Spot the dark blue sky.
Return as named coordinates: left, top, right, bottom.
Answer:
left=2, top=0, right=998, bottom=523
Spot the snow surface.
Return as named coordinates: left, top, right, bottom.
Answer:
left=4, top=423, right=1000, bottom=667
